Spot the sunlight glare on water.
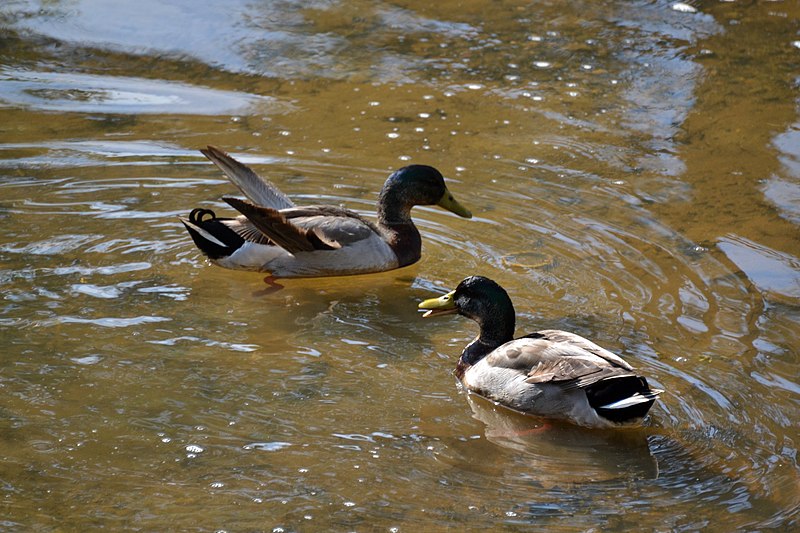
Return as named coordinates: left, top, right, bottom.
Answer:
left=0, top=68, right=287, bottom=115
left=0, top=0, right=799, bottom=530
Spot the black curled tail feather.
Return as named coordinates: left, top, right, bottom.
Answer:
left=189, top=208, right=216, bottom=224
left=585, top=375, right=659, bottom=424
left=180, top=208, right=245, bottom=260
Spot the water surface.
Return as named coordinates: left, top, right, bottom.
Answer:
left=1, top=0, right=799, bottom=530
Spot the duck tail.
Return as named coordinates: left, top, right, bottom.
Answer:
left=179, top=208, right=244, bottom=260
left=586, top=375, right=663, bottom=424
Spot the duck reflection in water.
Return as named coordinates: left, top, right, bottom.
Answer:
left=463, top=391, right=659, bottom=482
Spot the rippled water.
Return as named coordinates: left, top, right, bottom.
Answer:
left=1, top=0, right=799, bottom=530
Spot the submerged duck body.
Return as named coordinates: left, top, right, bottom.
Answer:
left=419, top=276, right=663, bottom=428
left=180, top=146, right=471, bottom=278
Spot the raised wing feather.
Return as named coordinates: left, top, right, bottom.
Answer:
left=202, top=145, right=295, bottom=210
left=223, top=196, right=385, bottom=254
left=224, top=218, right=273, bottom=245
left=223, top=197, right=337, bottom=253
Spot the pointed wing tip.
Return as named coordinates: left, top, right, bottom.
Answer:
left=222, top=196, right=261, bottom=221
left=200, top=145, right=226, bottom=161
left=222, top=195, right=246, bottom=209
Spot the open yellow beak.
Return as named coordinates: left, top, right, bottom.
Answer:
left=418, top=289, right=458, bottom=318
left=437, top=188, right=472, bottom=218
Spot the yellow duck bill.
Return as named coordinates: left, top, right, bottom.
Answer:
left=418, top=290, right=457, bottom=318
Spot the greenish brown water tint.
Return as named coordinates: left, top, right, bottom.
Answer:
left=1, top=0, right=798, bottom=530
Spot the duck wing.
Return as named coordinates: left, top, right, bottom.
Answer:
left=525, top=357, right=632, bottom=390
left=223, top=197, right=338, bottom=253
left=202, top=145, right=295, bottom=210
left=524, top=330, right=633, bottom=370
left=223, top=197, right=382, bottom=254
left=284, top=206, right=383, bottom=244
left=222, top=217, right=273, bottom=245
left=482, top=330, right=635, bottom=389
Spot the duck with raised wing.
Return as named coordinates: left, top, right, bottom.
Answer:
left=418, top=276, right=663, bottom=428
left=180, top=146, right=472, bottom=278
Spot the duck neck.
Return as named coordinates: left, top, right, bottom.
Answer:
left=377, top=194, right=421, bottom=267
left=459, top=308, right=515, bottom=367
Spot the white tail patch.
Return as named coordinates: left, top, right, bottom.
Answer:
left=182, top=219, right=228, bottom=248
left=600, top=389, right=663, bottom=410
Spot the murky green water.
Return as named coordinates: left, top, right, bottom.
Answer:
left=1, top=0, right=799, bottom=530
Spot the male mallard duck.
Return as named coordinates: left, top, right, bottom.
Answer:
left=419, top=276, right=663, bottom=428
left=180, top=146, right=472, bottom=278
